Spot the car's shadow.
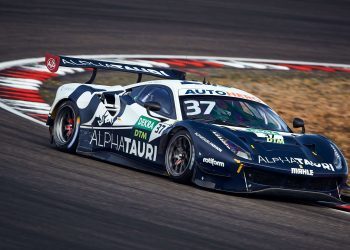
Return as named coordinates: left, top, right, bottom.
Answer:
left=51, top=146, right=348, bottom=210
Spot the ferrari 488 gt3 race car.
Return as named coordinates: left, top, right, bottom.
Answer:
left=45, top=54, right=349, bottom=203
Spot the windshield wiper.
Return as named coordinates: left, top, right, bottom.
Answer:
left=189, top=117, right=214, bottom=122
left=191, top=118, right=255, bottom=129
left=190, top=117, right=235, bottom=126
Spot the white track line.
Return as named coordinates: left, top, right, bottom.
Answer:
left=0, top=101, right=46, bottom=126
left=332, top=208, right=350, bottom=216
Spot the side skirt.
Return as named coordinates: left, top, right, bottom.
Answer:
left=77, top=149, right=168, bottom=176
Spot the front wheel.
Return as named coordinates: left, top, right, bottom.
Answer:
left=165, top=130, right=195, bottom=183
left=52, top=101, right=80, bottom=152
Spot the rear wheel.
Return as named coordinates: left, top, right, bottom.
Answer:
left=52, top=101, right=80, bottom=152
left=165, top=130, right=195, bottom=182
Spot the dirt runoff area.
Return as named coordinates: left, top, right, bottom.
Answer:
left=42, top=68, right=350, bottom=164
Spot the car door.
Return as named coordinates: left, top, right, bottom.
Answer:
left=80, top=84, right=176, bottom=166
left=126, top=85, right=176, bottom=163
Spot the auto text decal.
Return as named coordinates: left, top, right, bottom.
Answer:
left=179, top=88, right=263, bottom=103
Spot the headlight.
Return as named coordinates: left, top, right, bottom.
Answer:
left=331, top=144, right=342, bottom=170
left=212, top=131, right=252, bottom=160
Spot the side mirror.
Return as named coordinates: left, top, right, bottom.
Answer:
left=293, top=117, right=305, bottom=134
left=144, top=101, right=167, bottom=122
left=144, top=101, right=161, bottom=112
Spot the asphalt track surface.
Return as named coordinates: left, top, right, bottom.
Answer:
left=0, top=0, right=349, bottom=249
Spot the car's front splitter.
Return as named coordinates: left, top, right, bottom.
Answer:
left=192, top=165, right=343, bottom=203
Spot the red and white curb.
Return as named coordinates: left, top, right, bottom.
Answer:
left=1, top=55, right=350, bottom=126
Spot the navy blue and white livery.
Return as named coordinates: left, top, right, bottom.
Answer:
left=46, top=54, right=349, bottom=203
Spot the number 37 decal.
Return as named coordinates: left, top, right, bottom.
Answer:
left=184, top=100, right=215, bottom=116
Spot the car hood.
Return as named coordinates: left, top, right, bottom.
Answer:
left=215, top=125, right=345, bottom=176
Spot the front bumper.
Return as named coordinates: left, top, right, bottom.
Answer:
left=192, top=165, right=344, bottom=202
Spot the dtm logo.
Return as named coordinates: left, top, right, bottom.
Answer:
left=247, top=128, right=284, bottom=144
left=202, top=158, right=225, bottom=167
left=46, top=58, right=56, bottom=71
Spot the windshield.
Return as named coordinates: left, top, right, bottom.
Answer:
left=180, top=96, right=290, bottom=132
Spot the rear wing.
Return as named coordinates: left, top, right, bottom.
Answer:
left=45, top=53, right=186, bottom=83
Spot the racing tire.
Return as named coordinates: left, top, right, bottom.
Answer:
left=52, top=100, right=80, bottom=152
left=165, top=130, right=195, bottom=183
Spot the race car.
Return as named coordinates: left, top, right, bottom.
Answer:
left=45, top=54, right=349, bottom=203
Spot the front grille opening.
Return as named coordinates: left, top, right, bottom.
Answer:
left=245, top=168, right=338, bottom=192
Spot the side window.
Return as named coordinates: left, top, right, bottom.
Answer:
left=137, top=86, right=176, bottom=119
left=127, top=86, right=146, bottom=101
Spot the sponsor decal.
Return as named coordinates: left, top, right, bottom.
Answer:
left=61, top=58, right=171, bottom=77
left=258, top=155, right=335, bottom=172
left=134, top=129, right=148, bottom=140
left=184, top=89, right=227, bottom=96
left=291, top=168, right=314, bottom=176
left=247, top=128, right=279, bottom=135
left=202, top=158, right=225, bottom=167
left=247, top=128, right=284, bottom=144
left=90, top=129, right=158, bottom=161
left=133, top=115, right=159, bottom=141
left=134, top=116, right=158, bottom=131
left=180, top=89, right=263, bottom=103
left=195, top=132, right=222, bottom=152
left=212, top=131, right=231, bottom=150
